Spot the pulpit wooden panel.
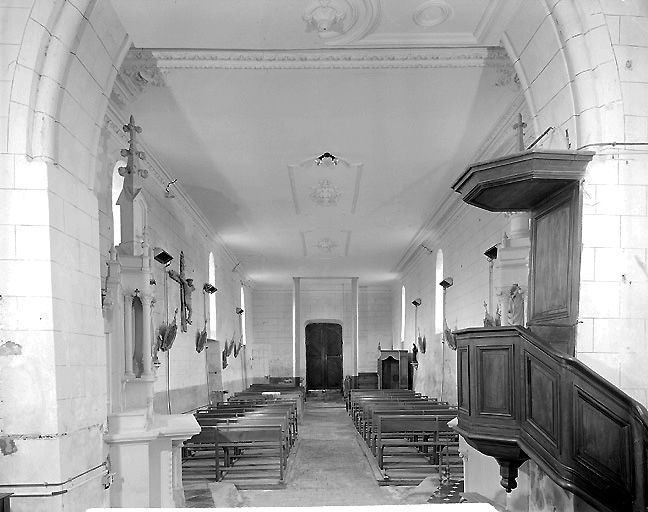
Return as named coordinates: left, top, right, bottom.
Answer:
left=458, top=347, right=470, bottom=414
left=477, top=346, right=514, bottom=417
left=524, top=354, right=559, bottom=447
left=528, top=185, right=581, bottom=355
left=454, top=326, right=648, bottom=512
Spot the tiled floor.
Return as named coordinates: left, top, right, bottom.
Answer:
left=182, top=400, right=464, bottom=507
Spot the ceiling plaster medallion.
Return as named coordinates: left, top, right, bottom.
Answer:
left=413, top=1, right=453, bottom=28
left=316, top=238, right=338, bottom=253
left=310, top=179, right=341, bottom=207
left=302, top=0, right=380, bottom=45
left=303, top=0, right=348, bottom=35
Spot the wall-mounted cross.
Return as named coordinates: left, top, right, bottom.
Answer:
left=168, top=251, right=195, bottom=332
left=513, top=113, right=527, bottom=152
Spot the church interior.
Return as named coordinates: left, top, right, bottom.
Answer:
left=1, top=1, right=648, bottom=511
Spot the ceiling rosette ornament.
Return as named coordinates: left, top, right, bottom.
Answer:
left=316, top=238, right=338, bottom=253
left=302, top=0, right=381, bottom=45
left=310, top=179, right=341, bottom=207
left=412, top=1, right=453, bottom=28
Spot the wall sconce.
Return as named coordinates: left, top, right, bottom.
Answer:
left=439, top=277, right=453, bottom=289
left=203, top=283, right=217, bottom=294
left=484, top=245, right=498, bottom=261
left=412, top=298, right=422, bottom=307
left=153, top=248, right=173, bottom=266
left=236, top=307, right=244, bottom=315
left=164, top=178, right=178, bottom=199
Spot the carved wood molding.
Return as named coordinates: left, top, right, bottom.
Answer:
left=454, top=326, right=648, bottom=512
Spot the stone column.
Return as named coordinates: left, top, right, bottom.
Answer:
left=292, top=278, right=301, bottom=384
left=351, top=277, right=359, bottom=376
left=170, top=441, right=186, bottom=507
left=124, top=295, right=134, bottom=378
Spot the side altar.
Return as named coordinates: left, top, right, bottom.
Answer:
left=102, top=117, right=199, bottom=508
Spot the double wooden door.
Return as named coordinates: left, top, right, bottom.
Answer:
left=305, top=323, right=343, bottom=390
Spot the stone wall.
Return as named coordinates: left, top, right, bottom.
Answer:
left=0, top=1, right=130, bottom=510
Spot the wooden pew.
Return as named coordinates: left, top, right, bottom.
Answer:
left=184, top=424, right=286, bottom=482
left=185, top=396, right=298, bottom=484
left=363, top=403, right=455, bottom=448
left=348, top=390, right=422, bottom=420
left=374, top=414, right=458, bottom=474
left=347, top=389, right=418, bottom=413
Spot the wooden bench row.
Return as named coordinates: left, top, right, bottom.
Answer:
left=183, top=387, right=304, bottom=485
left=348, top=390, right=460, bottom=482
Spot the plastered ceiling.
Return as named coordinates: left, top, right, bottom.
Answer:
left=110, top=0, right=524, bottom=287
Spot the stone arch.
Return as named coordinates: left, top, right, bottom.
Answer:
left=502, top=0, right=626, bottom=148
left=9, top=1, right=130, bottom=183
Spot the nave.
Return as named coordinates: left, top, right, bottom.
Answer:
left=182, top=396, right=463, bottom=508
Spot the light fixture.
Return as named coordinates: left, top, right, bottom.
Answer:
left=236, top=307, right=244, bottom=315
left=203, top=283, right=217, bottom=294
left=153, top=248, right=173, bottom=266
left=439, top=277, right=453, bottom=289
left=484, top=245, right=498, bottom=261
left=315, top=152, right=339, bottom=166
left=412, top=298, right=422, bottom=307
left=164, top=178, right=178, bottom=198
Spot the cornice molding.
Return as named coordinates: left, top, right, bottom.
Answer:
left=129, top=46, right=511, bottom=71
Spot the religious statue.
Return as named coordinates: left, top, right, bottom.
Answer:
left=412, top=343, right=418, bottom=363
left=184, top=278, right=195, bottom=325
left=168, top=251, right=195, bottom=332
left=508, top=283, right=525, bottom=325
left=483, top=302, right=496, bottom=327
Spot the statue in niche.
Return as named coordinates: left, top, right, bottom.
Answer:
left=412, top=343, right=418, bottom=363
left=508, top=283, right=525, bottom=325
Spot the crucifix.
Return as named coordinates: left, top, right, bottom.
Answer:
left=513, top=113, right=527, bottom=152
left=168, top=251, right=195, bottom=332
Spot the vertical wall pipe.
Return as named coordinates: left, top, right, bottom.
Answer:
left=293, top=277, right=301, bottom=383
left=351, top=277, right=359, bottom=376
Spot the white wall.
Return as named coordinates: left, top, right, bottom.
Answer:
left=251, top=284, right=392, bottom=383
left=397, top=205, right=509, bottom=405
left=0, top=1, right=132, bottom=510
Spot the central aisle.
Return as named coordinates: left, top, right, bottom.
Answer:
left=240, top=401, right=426, bottom=507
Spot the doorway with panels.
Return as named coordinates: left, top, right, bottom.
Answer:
left=305, top=322, right=343, bottom=391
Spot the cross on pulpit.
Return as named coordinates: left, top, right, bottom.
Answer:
left=168, top=251, right=195, bottom=332
left=513, top=113, right=527, bottom=152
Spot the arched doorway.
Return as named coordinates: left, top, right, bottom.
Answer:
left=305, top=323, right=343, bottom=390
